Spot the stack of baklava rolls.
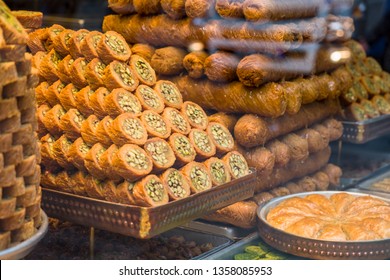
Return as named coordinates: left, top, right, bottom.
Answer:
left=0, top=1, right=42, bottom=251
left=100, top=0, right=352, bottom=228
left=29, top=24, right=251, bottom=208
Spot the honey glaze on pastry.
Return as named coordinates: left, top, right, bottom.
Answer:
left=266, top=193, right=390, bottom=241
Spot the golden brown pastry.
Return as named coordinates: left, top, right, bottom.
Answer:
left=96, top=30, right=131, bottom=64
left=52, top=28, right=74, bottom=57
left=162, top=107, right=191, bottom=135
left=160, top=168, right=191, bottom=200
left=189, top=128, right=216, bottom=160
left=104, top=88, right=142, bottom=118
left=280, top=133, right=309, bottom=161
left=140, top=110, right=171, bottom=139
left=57, top=54, right=74, bottom=84
left=154, top=80, right=183, bottom=109
left=265, top=139, right=291, bottom=168
left=168, top=133, right=197, bottom=167
left=52, top=135, right=74, bottom=170
left=144, top=137, right=176, bottom=173
left=42, top=104, right=66, bottom=137
left=89, top=87, right=110, bottom=119
left=181, top=161, right=212, bottom=193
left=206, top=122, right=235, bottom=156
left=204, top=157, right=231, bottom=186
left=96, top=116, right=114, bottom=147
left=74, top=86, right=95, bottom=117
left=135, top=85, right=165, bottom=113
left=222, top=151, right=250, bottom=180
left=80, top=114, right=100, bottom=146
left=99, top=144, right=122, bottom=182
left=185, top=0, right=216, bottom=18
left=85, top=58, right=106, bottom=90
left=132, top=175, right=169, bottom=207
left=103, top=60, right=139, bottom=92
left=80, top=30, right=103, bottom=61
left=84, top=143, right=107, bottom=180
left=131, top=43, right=155, bottom=62
left=133, top=0, right=162, bottom=15
left=68, top=29, right=89, bottom=58
left=107, top=113, right=147, bottom=146
left=129, top=54, right=157, bottom=86
left=150, top=46, right=187, bottom=76
left=242, top=146, right=275, bottom=173
left=59, top=108, right=85, bottom=141
left=108, top=0, right=136, bottom=15
left=66, top=137, right=90, bottom=172
left=58, top=83, right=78, bottom=111
left=161, top=0, right=186, bottom=19
left=183, top=51, right=208, bottom=79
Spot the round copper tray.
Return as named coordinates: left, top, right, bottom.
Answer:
left=257, top=191, right=390, bottom=260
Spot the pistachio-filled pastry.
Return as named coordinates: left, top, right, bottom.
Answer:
left=111, top=144, right=153, bottom=182
left=129, top=54, right=157, bottom=86
left=103, top=60, right=139, bottom=92
left=189, top=128, right=216, bottom=160
left=371, top=95, right=390, bottom=115
left=59, top=108, right=85, bottom=141
left=89, top=87, right=110, bottom=119
left=140, top=110, right=171, bottom=139
left=160, top=168, right=191, bottom=201
left=107, top=113, right=148, bottom=146
left=104, top=88, right=142, bottom=118
left=154, top=80, right=183, bottom=109
left=168, top=133, right=196, bottom=167
left=84, top=143, right=107, bottom=180
left=162, top=107, right=191, bottom=135
left=115, top=180, right=136, bottom=205
left=97, top=30, right=131, bottom=64
left=45, top=79, right=65, bottom=107
left=74, top=86, right=95, bottom=116
left=144, top=137, right=176, bottom=173
left=58, top=83, right=78, bottom=111
left=99, top=144, right=122, bottom=182
left=69, top=57, right=89, bottom=89
left=57, top=54, right=74, bottom=84
left=42, top=104, right=66, bottom=137
left=39, top=49, right=61, bottom=83
left=133, top=175, right=169, bottom=207
left=80, top=114, right=100, bottom=146
left=360, top=99, right=380, bottom=119
left=206, top=122, right=235, bottom=155
left=66, top=137, right=90, bottom=172
left=52, top=28, right=74, bottom=57
left=95, top=116, right=114, bottom=147
left=52, top=135, right=74, bottom=170
left=181, top=101, right=209, bottom=130
left=80, top=30, right=103, bottom=61
left=35, top=81, right=50, bottom=106
left=204, top=157, right=231, bottom=187
left=135, top=85, right=165, bottom=113
left=85, top=58, right=106, bottom=90
left=222, top=151, right=250, bottom=180
left=68, top=28, right=89, bottom=58
left=40, top=134, right=61, bottom=173
left=181, top=161, right=212, bottom=194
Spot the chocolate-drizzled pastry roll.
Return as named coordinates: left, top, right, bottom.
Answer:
left=131, top=43, right=155, bottom=62
left=37, top=104, right=50, bottom=137
left=80, top=31, right=103, bottom=61
left=104, top=88, right=142, bottom=118
left=59, top=108, right=85, bottom=141
left=161, top=0, right=186, bottom=19
left=151, top=46, right=187, bottom=76
left=204, top=157, right=231, bottom=186
left=206, top=122, right=235, bottom=155
left=68, top=29, right=89, bottom=58
left=204, top=51, right=240, bottom=82
left=242, top=146, right=275, bottom=173
left=58, top=83, right=78, bottom=111
left=129, top=54, right=157, bottom=86
left=107, top=113, right=148, bottom=146
left=85, top=58, right=106, bottom=90
left=222, top=151, right=250, bottom=179
left=281, top=133, right=309, bottom=161
left=216, top=0, right=245, bottom=18
left=181, top=161, right=212, bottom=193
left=144, top=137, right=176, bottom=173
left=67, top=137, right=90, bottom=172
left=39, top=49, right=61, bottom=83
left=40, top=134, right=61, bottom=173
left=160, top=168, right=190, bottom=200
left=57, top=54, right=74, bottom=84
left=44, top=24, right=65, bottom=51
left=84, top=143, right=107, bottom=180
left=97, top=31, right=131, bottom=64
left=112, top=144, right=153, bottom=182
left=52, top=135, right=74, bottom=170
left=44, top=79, right=64, bottom=107
left=35, top=81, right=50, bottom=106
left=74, top=86, right=95, bottom=116
left=69, top=57, right=89, bottom=89
left=99, top=144, right=122, bottom=182
left=90, top=87, right=110, bottom=119
left=133, top=175, right=169, bottom=207
left=135, top=85, right=165, bottom=113
left=372, top=95, right=390, bottom=115
left=360, top=99, right=380, bottom=119
left=42, top=104, right=66, bottom=137
left=103, top=60, right=139, bottom=92
left=80, top=114, right=100, bottom=146
left=52, top=29, right=74, bottom=57
left=189, top=128, right=216, bottom=160
left=96, top=116, right=114, bottom=147
left=162, top=107, right=191, bottom=135
left=181, top=101, right=209, bottom=130
left=141, top=110, right=171, bottom=139
left=154, top=80, right=183, bottom=109
left=168, top=133, right=196, bottom=167
left=183, top=51, right=208, bottom=79
left=185, top=0, right=216, bottom=18
left=115, top=180, right=136, bottom=204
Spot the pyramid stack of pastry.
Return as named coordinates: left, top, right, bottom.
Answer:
left=28, top=24, right=250, bottom=208
left=0, top=0, right=42, bottom=251
left=101, top=0, right=348, bottom=228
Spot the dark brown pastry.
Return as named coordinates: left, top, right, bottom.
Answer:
left=151, top=46, right=187, bottom=76
left=321, top=164, right=342, bottom=188
left=322, top=119, right=343, bottom=141
left=281, top=133, right=309, bottom=161
left=215, top=0, right=245, bottom=18
left=85, top=58, right=106, bottom=90
left=129, top=54, right=157, bottom=86
left=252, top=191, right=274, bottom=205
left=181, top=162, right=212, bottom=193
left=185, top=0, right=216, bottom=18
left=74, top=86, right=95, bottom=116
left=107, top=113, right=148, bottom=146
left=168, top=133, right=197, bottom=167
left=183, top=51, right=208, bottom=79
left=144, top=137, right=176, bottom=173
left=160, top=168, right=191, bottom=200
left=312, top=171, right=330, bottom=191
left=204, top=51, right=240, bottom=82
left=89, top=87, right=110, bottom=119
left=154, top=80, right=183, bottom=109
left=36, top=104, right=50, bottom=137
left=161, top=0, right=186, bottom=19
left=68, top=29, right=89, bottom=58
left=96, top=30, right=131, bottom=64
left=80, top=30, right=103, bottom=61
left=112, top=144, right=153, bottom=182
left=269, top=186, right=290, bottom=197
left=135, top=85, right=165, bottom=113
left=133, top=0, right=162, bottom=15
left=222, top=151, right=250, bottom=179
left=59, top=108, right=85, bottom=141
left=140, top=110, right=171, bottom=139
left=83, top=175, right=105, bottom=200
left=204, top=157, right=231, bottom=186
left=80, top=114, right=100, bottom=146
left=104, top=88, right=142, bottom=118
left=96, top=116, right=114, bottom=147
left=296, top=128, right=328, bottom=153
left=108, top=0, right=136, bottom=15
left=103, top=60, right=139, bottom=92
left=98, top=144, right=122, bottom=182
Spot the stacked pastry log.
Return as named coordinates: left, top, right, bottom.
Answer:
left=0, top=1, right=42, bottom=251
left=339, top=40, right=390, bottom=121
left=29, top=25, right=251, bottom=208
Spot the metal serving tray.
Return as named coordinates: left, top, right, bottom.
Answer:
left=0, top=211, right=48, bottom=260
left=41, top=170, right=256, bottom=239
left=355, top=167, right=390, bottom=194
left=257, top=191, right=390, bottom=260
left=342, top=114, right=390, bottom=144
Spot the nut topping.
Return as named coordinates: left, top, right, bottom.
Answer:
left=174, top=136, right=195, bottom=157
left=193, top=131, right=211, bottom=153
left=126, top=150, right=149, bottom=170
left=145, top=113, right=167, bottom=134
left=146, top=179, right=165, bottom=202
left=123, top=118, right=144, bottom=139
left=189, top=166, right=210, bottom=191
left=167, top=170, right=187, bottom=198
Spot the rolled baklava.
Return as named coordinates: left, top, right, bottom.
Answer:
left=85, top=58, right=106, bottom=90
left=40, top=134, right=61, bottom=173
left=68, top=29, right=89, bottom=58
left=74, top=86, right=95, bottom=116
left=162, top=107, right=191, bottom=135
left=52, top=135, right=74, bottom=170
left=44, top=79, right=64, bottom=107
left=168, top=133, right=197, bottom=167
left=104, top=88, right=142, bottom=118
left=95, top=116, right=114, bottom=147
left=69, top=57, right=89, bottom=89
left=181, top=162, right=212, bottom=194
left=115, top=180, right=136, bottom=205
left=89, top=87, right=110, bottom=119
left=129, top=54, right=157, bottom=86
left=96, top=30, right=132, bottom=64
left=57, top=54, right=74, bottom=84
left=58, top=83, right=78, bottom=111
left=80, top=114, right=100, bottom=146
left=103, top=60, right=139, bottom=92
left=206, top=122, right=234, bottom=155
left=80, top=30, right=103, bottom=61
left=59, top=108, right=85, bottom=141
left=135, top=85, right=165, bottom=113
left=181, top=101, right=208, bottom=130
left=99, top=144, right=123, bottom=182
left=66, top=137, right=90, bottom=172
left=222, top=151, right=250, bottom=180
left=132, top=174, right=169, bottom=207
left=140, top=110, right=171, bottom=139
left=42, top=104, right=66, bottom=137
left=52, top=28, right=74, bottom=57
left=160, top=168, right=191, bottom=201
left=204, top=157, right=231, bottom=187
left=39, top=49, right=61, bottom=83
left=189, top=128, right=216, bottom=160
left=84, top=143, right=107, bottom=180
left=144, top=137, right=176, bottom=173
left=35, top=81, right=50, bottom=106
left=154, top=80, right=183, bottom=109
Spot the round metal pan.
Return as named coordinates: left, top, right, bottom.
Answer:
left=257, top=191, right=390, bottom=260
